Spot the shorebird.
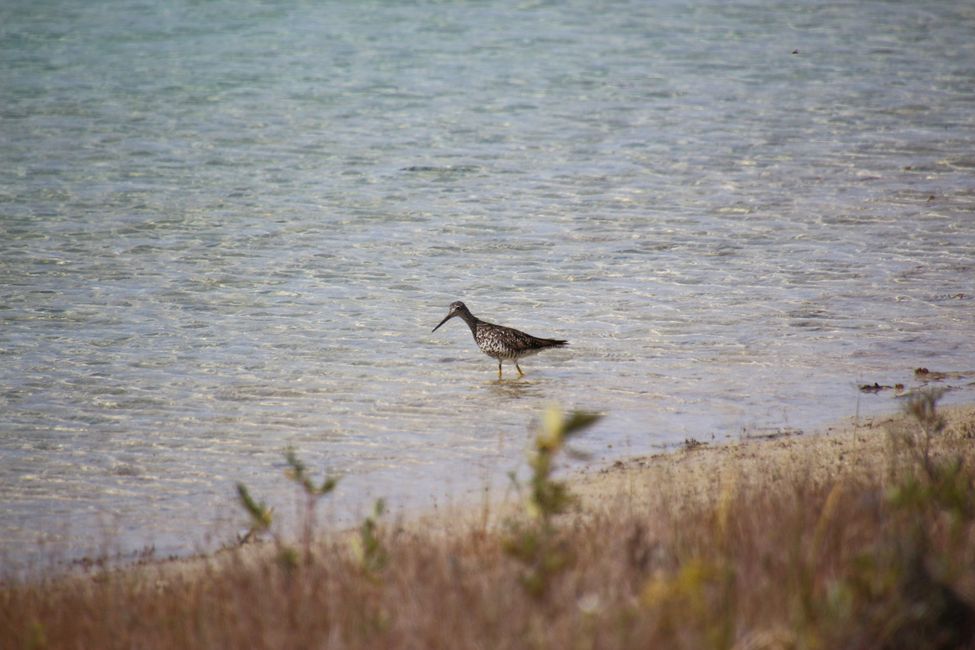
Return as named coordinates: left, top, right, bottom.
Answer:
left=432, top=301, right=567, bottom=379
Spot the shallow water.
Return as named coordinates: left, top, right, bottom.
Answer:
left=2, top=0, right=974, bottom=569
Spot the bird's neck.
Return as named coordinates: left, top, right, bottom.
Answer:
left=457, top=310, right=479, bottom=334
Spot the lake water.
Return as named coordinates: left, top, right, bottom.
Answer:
left=2, top=0, right=974, bottom=571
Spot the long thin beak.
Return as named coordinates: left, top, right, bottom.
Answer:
left=432, top=312, right=453, bottom=332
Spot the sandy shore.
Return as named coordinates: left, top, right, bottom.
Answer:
left=7, top=399, right=975, bottom=649
left=571, top=402, right=975, bottom=514
left=397, top=399, right=975, bottom=544
left=41, top=400, right=975, bottom=582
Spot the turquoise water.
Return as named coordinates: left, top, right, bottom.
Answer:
left=2, top=1, right=974, bottom=569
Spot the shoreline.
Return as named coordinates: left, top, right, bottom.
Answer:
left=572, top=402, right=975, bottom=511
left=10, top=400, right=975, bottom=582
left=4, top=398, right=975, bottom=648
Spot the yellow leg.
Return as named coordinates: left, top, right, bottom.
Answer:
left=516, top=362, right=524, bottom=377
left=498, top=361, right=503, bottom=380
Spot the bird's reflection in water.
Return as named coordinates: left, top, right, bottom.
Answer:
left=486, top=378, right=544, bottom=400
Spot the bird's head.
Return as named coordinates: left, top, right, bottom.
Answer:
left=432, top=301, right=468, bottom=332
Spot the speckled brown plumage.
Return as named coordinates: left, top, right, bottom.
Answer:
left=432, top=301, right=567, bottom=378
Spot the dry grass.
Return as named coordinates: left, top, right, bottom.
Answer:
left=3, top=397, right=975, bottom=649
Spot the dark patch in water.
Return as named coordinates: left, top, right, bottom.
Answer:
left=859, top=382, right=902, bottom=394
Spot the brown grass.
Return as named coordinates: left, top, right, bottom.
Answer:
left=3, top=397, right=975, bottom=649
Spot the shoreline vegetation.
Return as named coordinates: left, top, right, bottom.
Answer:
left=4, top=395, right=975, bottom=648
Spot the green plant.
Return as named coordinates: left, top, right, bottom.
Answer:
left=904, top=388, right=947, bottom=478
left=503, top=407, right=601, bottom=598
left=352, top=498, right=389, bottom=577
left=284, top=446, right=340, bottom=559
left=888, top=389, right=974, bottom=521
left=236, top=448, right=340, bottom=568
left=236, top=482, right=273, bottom=545
left=841, top=389, right=975, bottom=649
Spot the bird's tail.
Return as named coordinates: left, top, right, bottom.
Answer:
left=540, top=338, right=568, bottom=348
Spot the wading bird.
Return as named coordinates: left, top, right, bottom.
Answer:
left=432, top=301, right=567, bottom=379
